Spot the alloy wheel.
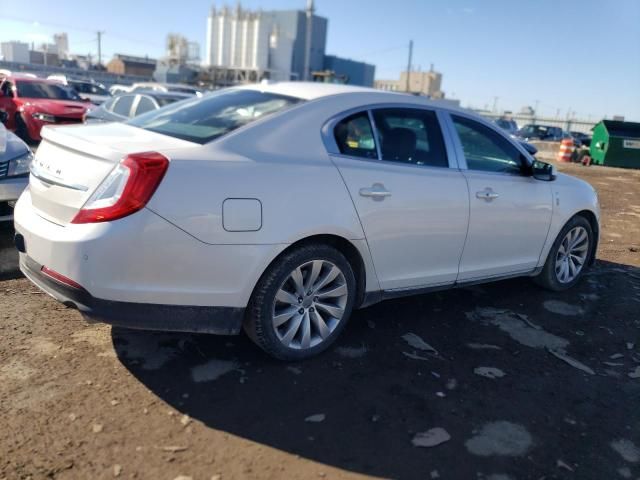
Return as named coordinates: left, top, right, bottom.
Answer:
left=272, top=260, right=348, bottom=350
left=555, top=226, right=589, bottom=284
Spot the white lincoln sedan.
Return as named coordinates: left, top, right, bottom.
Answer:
left=14, top=83, right=599, bottom=360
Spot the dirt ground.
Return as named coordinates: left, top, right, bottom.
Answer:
left=1, top=161, right=639, bottom=480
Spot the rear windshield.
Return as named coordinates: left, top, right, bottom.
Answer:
left=16, top=81, right=82, bottom=100
left=128, top=89, right=302, bottom=144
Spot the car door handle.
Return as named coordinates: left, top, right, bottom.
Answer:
left=476, top=188, right=499, bottom=201
left=359, top=184, right=392, bottom=199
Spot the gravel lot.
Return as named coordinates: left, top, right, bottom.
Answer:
left=1, top=161, right=639, bottom=480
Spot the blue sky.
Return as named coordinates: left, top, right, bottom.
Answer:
left=2, top=0, right=639, bottom=120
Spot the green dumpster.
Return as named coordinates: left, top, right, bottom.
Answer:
left=590, top=120, right=640, bottom=168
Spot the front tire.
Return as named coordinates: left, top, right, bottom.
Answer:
left=244, top=244, right=356, bottom=361
left=534, top=215, right=593, bottom=291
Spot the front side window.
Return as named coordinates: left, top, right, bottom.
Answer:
left=452, top=115, right=523, bottom=174
left=372, top=108, right=448, bottom=167
left=112, top=95, right=135, bottom=117
left=333, top=112, right=377, bottom=159
left=129, top=89, right=302, bottom=144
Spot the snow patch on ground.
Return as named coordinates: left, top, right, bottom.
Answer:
left=543, top=300, right=584, bottom=316
left=611, top=439, right=640, bottom=463
left=412, top=428, right=451, bottom=448
left=191, top=359, right=239, bottom=383
left=474, top=367, right=506, bottom=379
left=465, top=421, right=532, bottom=457
left=466, top=307, right=569, bottom=350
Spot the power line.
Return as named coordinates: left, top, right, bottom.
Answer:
left=2, top=15, right=159, bottom=48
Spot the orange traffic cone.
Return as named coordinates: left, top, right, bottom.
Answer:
left=557, top=138, right=574, bottom=163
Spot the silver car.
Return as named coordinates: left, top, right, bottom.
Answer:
left=13, top=83, right=599, bottom=360
left=0, top=114, right=32, bottom=221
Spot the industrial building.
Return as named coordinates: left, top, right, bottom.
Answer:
left=107, top=54, right=157, bottom=77
left=204, top=1, right=374, bottom=86
left=375, top=66, right=444, bottom=98
left=0, top=41, right=30, bottom=64
left=322, top=55, right=375, bottom=87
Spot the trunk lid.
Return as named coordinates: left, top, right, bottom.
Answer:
left=29, top=123, right=197, bottom=225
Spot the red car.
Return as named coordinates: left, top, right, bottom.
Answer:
left=0, top=72, right=90, bottom=143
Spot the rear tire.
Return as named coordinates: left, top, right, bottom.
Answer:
left=244, top=244, right=356, bottom=361
left=533, top=215, right=593, bottom=291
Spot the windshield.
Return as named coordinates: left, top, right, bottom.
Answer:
left=16, top=81, right=82, bottom=100
left=128, top=89, right=303, bottom=144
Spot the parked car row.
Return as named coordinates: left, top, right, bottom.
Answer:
left=0, top=70, right=203, bottom=143
left=85, top=91, right=192, bottom=123
left=0, top=71, right=90, bottom=143
left=493, top=118, right=592, bottom=147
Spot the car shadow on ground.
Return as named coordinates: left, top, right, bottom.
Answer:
left=113, top=260, right=638, bottom=479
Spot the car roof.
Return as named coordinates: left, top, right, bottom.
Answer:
left=237, top=81, right=383, bottom=100
left=236, top=81, right=469, bottom=115
left=2, top=75, right=57, bottom=84
left=123, top=89, right=192, bottom=99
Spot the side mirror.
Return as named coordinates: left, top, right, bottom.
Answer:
left=532, top=160, right=556, bottom=181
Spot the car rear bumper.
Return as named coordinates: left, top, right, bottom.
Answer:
left=13, top=189, right=288, bottom=334
left=19, top=254, right=244, bottom=334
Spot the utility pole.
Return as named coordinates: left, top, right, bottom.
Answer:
left=96, top=31, right=105, bottom=66
left=492, top=96, right=499, bottom=113
left=302, top=0, right=314, bottom=81
left=405, top=39, right=413, bottom=92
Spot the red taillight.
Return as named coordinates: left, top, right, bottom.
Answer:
left=71, top=151, right=169, bottom=224
left=41, top=266, right=84, bottom=289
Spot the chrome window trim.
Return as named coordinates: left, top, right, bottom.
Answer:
left=129, top=95, right=142, bottom=118
left=321, top=102, right=458, bottom=170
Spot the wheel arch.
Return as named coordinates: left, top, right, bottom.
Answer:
left=251, top=234, right=369, bottom=309
left=574, top=209, right=599, bottom=266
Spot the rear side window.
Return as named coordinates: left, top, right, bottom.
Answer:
left=334, top=112, right=377, bottom=159
left=112, top=95, right=135, bottom=117
left=128, top=89, right=302, bottom=144
left=135, top=96, right=156, bottom=116
left=372, top=108, right=448, bottom=167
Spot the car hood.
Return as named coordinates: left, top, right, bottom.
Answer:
left=0, top=124, right=30, bottom=160
left=19, top=98, right=88, bottom=115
